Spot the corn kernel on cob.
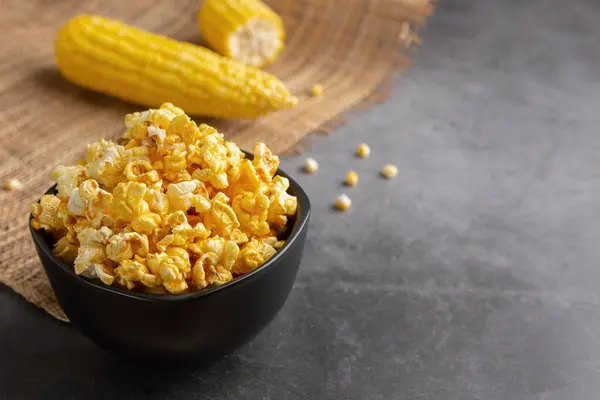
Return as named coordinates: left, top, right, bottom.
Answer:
left=55, top=15, right=297, bottom=118
left=198, top=0, right=285, bottom=67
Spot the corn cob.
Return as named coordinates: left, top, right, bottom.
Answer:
left=198, top=0, right=285, bottom=67
left=55, top=15, right=297, bottom=118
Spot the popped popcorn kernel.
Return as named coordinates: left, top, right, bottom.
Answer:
left=5, top=178, right=24, bottom=191
left=303, top=158, right=318, bottom=174
left=356, top=143, right=370, bottom=158
left=31, top=105, right=299, bottom=293
left=381, top=164, right=398, bottom=179
left=345, top=171, right=359, bottom=187
left=335, top=194, right=352, bottom=211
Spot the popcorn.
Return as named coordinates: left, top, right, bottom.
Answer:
left=203, top=193, right=240, bottom=235
left=31, top=195, right=63, bottom=231
left=147, top=247, right=191, bottom=293
left=252, top=142, right=279, bottom=181
left=156, top=211, right=210, bottom=251
left=265, top=176, right=297, bottom=230
left=233, top=239, right=277, bottom=275
left=232, top=191, right=270, bottom=237
left=53, top=236, right=79, bottom=262
left=114, top=258, right=160, bottom=290
left=106, top=232, right=149, bottom=263
left=74, top=226, right=114, bottom=284
left=166, top=180, right=211, bottom=214
left=32, top=104, right=298, bottom=293
left=86, top=139, right=129, bottom=189
left=51, top=165, right=88, bottom=199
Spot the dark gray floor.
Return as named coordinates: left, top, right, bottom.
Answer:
left=3, top=0, right=600, bottom=399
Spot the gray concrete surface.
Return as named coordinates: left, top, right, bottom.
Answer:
left=2, top=0, right=600, bottom=399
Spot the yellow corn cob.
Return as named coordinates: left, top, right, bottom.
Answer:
left=198, top=0, right=285, bottom=67
left=55, top=15, right=297, bottom=118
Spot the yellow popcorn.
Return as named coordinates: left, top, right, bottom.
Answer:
left=265, top=176, right=297, bottom=230
left=147, top=247, right=191, bottom=293
left=114, top=258, right=160, bottom=290
left=229, top=159, right=261, bottom=195
left=51, top=165, right=89, bottom=200
left=168, top=114, right=198, bottom=146
left=163, top=147, right=188, bottom=182
left=156, top=211, right=210, bottom=251
left=144, top=188, right=169, bottom=214
left=68, top=179, right=113, bottom=220
left=203, top=193, right=240, bottom=235
left=192, top=253, right=234, bottom=289
left=111, top=181, right=161, bottom=233
left=106, top=232, right=149, bottom=263
left=74, top=226, right=115, bottom=284
left=221, top=226, right=249, bottom=245
left=86, top=139, right=130, bottom=190
left=123, top=160, right=161, bottom=187
left=252, top=142, right=279, bottom=181
left=232, top=191, right=271, bottom=237
left=31, top=195, right=63, bottom=231
left=53, top=236, right=79, bottom=262
left=233, top=239, right=277, bottom=275
left=189, top=237, right=239, bottom=271
left=166, top=180, right=211, bottom=214
left=32, top=105, right=299, bottom=293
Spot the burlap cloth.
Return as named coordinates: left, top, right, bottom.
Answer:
left=0, top=0, right=432, bottom=321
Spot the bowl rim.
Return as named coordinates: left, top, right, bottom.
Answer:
left=29, top=160, right=311, bottom=302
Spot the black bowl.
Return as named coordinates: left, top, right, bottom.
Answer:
left=29, top=166, right=310, bottom=363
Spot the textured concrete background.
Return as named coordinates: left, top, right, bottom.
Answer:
left=2, top=0, right=600, bottom=399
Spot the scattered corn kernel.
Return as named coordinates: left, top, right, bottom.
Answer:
left=310, top=84, right=323, bottom=97
left=344, top=171, right=359, bottom=187
left=335, top=194, right=352, bottom=211
left=356, top=143, right=370, bottom=158
left=5, top=178, right=24, bottom=191
left=381, top=164, right=398, bottom=179
left=304, top=158, right=319, bottom=174
left=31, top=104, right=298, bottom=294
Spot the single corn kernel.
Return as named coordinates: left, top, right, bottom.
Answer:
left=335, top=194, right=352, bottom=211
left=304, top=158, right=319, bottom=174
left=381, top=164, right=398, bottom=179
left=356, top=143, right=370, bottom=158
left=5, top=178, right=24, bottom=191
left=310, top=84, right=323, bottom=97
left=345, top=171, right=359, bottom=187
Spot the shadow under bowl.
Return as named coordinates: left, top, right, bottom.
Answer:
left=29, top=164, right=311, bottom=363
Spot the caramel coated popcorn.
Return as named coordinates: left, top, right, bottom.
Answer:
left=32, top=103, right=298, bottom=294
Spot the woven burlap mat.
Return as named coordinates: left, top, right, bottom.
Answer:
left=0, top=0, right=432, bottom=322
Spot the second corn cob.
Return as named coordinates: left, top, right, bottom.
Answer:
left=55, top=15, right=297, bottom=118
left=198, top=0, right=285, bottom=67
